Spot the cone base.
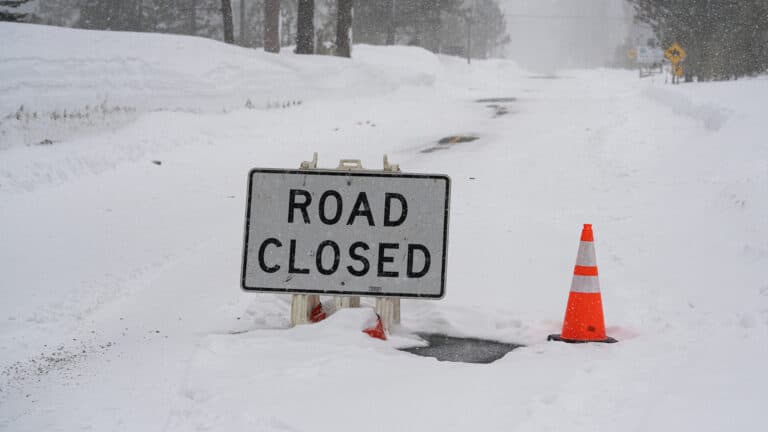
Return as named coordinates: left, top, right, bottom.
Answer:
left=547, top=334, right=618, bottom=344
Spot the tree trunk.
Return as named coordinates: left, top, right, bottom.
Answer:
left=189, top=0, right=197, bottom=35
left=135, top=1, right=143, bottom=32
left=221, top=0, right=235, bottom=44
left=386, top=0, right=396, bottom=45
left=335, top=0, right=352, bottom=57
left=239, top=0, right=247, bottom=45
left=296, top=0, right=314, bottom=54
left=264, top=0, right=280, bottom=53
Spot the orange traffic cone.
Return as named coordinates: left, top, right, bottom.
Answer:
left=548, top=224, right=617, bottom=343
left=309, top=302, right=327, bottom=323
left=363, top=315, right=387, bottom=340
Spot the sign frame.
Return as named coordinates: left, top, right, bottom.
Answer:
left=240, top=168, right=451, bottom=299
left=636, top=46, right=664, bottom=65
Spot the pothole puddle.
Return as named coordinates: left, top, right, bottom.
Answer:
left=399, top=333, right=523, bottom=364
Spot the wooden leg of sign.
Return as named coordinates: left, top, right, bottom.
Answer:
left=334, top=296, right=360, bottom=309
left=375, top=297, right=401, bottom=332
left=290, top=294, right=319, bottom=326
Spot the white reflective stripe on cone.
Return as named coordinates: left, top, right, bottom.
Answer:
left=575, top=241, right=597, bottom=266
left=570, top=275, right=601, bottom=293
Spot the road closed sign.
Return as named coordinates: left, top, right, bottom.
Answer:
left=241, top=169, right=450, bottom=298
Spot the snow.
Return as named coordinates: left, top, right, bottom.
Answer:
left=0, top=23, right=440, bottom=151
left=2, top=22, right=768, bottom=431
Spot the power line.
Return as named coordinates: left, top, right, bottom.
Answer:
left=505, top=14, right=629, bottom=21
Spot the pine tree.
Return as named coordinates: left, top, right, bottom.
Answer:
left=0, top=0, right=32, bottom=22
left=31, top=0, right=80, bottom=27
left=352, top=0, right=485, bottom=54
left=470, top=0, right=509, bottom=59
left=630, top=0, right=768, bottom=81
left=193, top=0, right=226, bottom=41
left=352, top=0, right=389, bottom=44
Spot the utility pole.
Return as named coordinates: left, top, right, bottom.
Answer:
left=466, top=0, right=476, bottom=64
left=466, top=17, right=471, bottom=64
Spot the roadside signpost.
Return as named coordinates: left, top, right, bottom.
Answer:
left=241, top=154, right=450, bottom=330
left=637, top=46, right=664, bottom=65
left=664, top=43, right=686, bottom=84
left=664, top=42, right=686, bottom=64
left=675, top=64, right=684, bottom=78
left=636, top=46, right=664, bottom=78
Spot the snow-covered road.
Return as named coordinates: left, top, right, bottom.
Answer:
left=1, top=23, right=767, bottom=431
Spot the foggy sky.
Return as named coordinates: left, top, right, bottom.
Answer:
left=498, top=0, right=633, bottom=72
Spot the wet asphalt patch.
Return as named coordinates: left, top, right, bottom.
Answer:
left=421, top=135, right=479, bottom=153
left=528, top=74, right=561, bottom=80
left=437, top=135, right=479, bottom=144
left=475, top=97, right=517, bottom=103
left=475, top=97, right=516, bottom=117
left=400, top=333, right=523, bottom=364
left=486, top=104, right=510, bottom=117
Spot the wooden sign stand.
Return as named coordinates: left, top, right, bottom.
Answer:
left=289, top=153, right=402, bottom=332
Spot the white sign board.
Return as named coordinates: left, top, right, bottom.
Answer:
left=637, top=46, right=664, bottom=65
left=241, top=169, right=450, bottom=298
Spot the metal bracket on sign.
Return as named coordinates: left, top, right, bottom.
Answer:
left=290, top=152, right=320, bottom=327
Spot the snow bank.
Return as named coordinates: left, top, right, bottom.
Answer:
left=0, top=23, right=441, bottom=115
left=643, top=87, right=729, bottom=131
left=0, top=22, right=441, bottom=148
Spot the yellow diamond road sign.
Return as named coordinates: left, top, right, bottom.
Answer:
left=665, top=43, right=686, bottom=64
